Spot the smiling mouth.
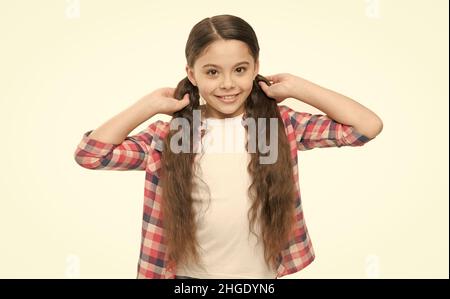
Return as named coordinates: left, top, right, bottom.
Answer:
left=216, top=93, right=241, bottom=102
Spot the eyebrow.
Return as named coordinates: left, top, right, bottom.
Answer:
left=202, top=61, right=250, bottom=68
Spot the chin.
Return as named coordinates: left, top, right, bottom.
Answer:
left=214, top=101, right=245, bottom=115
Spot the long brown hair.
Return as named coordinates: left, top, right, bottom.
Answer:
left=161, top=14, right=296, bottom=272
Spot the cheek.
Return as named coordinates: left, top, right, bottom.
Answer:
left=197, top=82, right=215, bottom=94
left=243, top=81, right=255, bottom=94
left=243, top=75, right=255, bottom=88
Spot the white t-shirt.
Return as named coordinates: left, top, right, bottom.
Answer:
left=175, top=112, right=278, bottom=279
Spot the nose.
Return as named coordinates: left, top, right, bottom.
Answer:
left=220, top=74, right=235, bottom=89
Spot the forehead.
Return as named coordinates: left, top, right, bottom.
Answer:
left=195, top=39, right=253, bottom=68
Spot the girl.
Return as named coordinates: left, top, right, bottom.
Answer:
left=74, top=14, right=383, bottom=279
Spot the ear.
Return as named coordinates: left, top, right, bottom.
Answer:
left=186, top=65, right=197, bottom=86
left=254, top=59, right=260, bottom=79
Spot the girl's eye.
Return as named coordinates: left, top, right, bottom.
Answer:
left=206, top=67, right=247, bottom=76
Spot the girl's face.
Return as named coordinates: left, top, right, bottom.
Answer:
left=186, top=39, right=259, bottom=119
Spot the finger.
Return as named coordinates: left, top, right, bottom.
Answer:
left=265, top=74, right=280, bottom=83
left=258, top=81, right=270, bottom=94
left=180, top=93, right=190, bottom=106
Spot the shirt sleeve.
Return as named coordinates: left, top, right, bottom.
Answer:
left=281, top=105, right=373, bottom=151
left=73, top=120, right=163, bottom=171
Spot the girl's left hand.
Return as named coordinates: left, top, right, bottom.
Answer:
left=258, top=73, right=298, bottom=103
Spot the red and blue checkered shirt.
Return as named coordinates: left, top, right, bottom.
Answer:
left=74, top=104, right=373, bottom=278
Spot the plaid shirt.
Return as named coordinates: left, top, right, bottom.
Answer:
left=74, top=104, right=372, bottom=278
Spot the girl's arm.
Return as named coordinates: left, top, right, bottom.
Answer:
left=74, top=88, right=189, bottom=171
left=73, top=97, right=160, bottom=171
left=74, top=120, right=163, bottom=171
left=279, top=105, right=372, bottom=151
left=290, top=76, right=383, bottom=139
left=87, top=97, right=159, bottom=145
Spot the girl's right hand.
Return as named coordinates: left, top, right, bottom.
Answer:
left=142, top=87, right=190, bottom=117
